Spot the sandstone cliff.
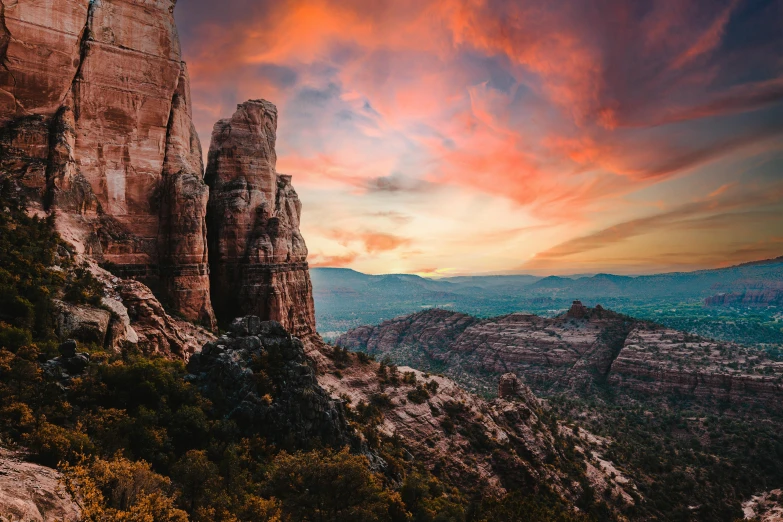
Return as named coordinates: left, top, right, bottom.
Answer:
left=0, top=0, right=214, bottom=328
left=205, top=100, right=316, bottom=337
left=0, top=1, right=317, bottom=337
left=705, top=281, right=783, bottom=307
left=337, top=304, right=783, bottom=411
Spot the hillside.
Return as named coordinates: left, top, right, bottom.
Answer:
left=336, top=303, right=783, bottom=519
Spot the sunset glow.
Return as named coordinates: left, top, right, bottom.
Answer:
left=178, top=0, right=783, bottom=275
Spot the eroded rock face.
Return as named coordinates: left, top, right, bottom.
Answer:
left=705, top=281, right=783, bottom=307
left=337, top=307, right=783, bottom=410
left=1, top=0, right=320, bottom=336
left=206, top=101, right=316, bottom=336
left=0, top=0, right=215, bottom=327
left=187, top=318, right=353, bottom=449
left=53, top=299, right=111, bottom=346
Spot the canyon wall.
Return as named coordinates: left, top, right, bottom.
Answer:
left=337, top=304, right=783, bottom=410
left=0, top=1, right=316, bottom=336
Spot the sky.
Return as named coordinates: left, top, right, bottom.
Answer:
left=177, top=0, right=783, bottom=276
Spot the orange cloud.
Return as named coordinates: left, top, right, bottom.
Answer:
left=179, top=0, right=783, bottom=274
left=309, top=252, right=360, bottom=267
left=325, top=229, right=412, bottom=254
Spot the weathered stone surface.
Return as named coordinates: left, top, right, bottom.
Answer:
left=158, top=62, right=214, bottom=329
left=71, top=0, right=179, bottom=266
left=187, top=318, right=353, bottom=450
left=0, top=0, right=218, bottom=325
left=743, top=489, right=783, bottom=522
left=0, top=448, right=80, bottom=522
left=53, top=299, right=111, bottom=346
left=116, top=279, right=213, bottom=359
left=0, top=0, right=321, bottom=337
left=206, top=101, right=315, bottom=336
left=0, top=0, right=90, bottom=122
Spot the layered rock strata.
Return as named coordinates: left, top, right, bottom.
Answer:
left=337, top=305, right=783, bottom=410
left=205, top=101, right=316, bottom=336
left=0, top=0, right=214, bottom=327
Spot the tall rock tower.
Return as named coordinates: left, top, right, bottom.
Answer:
left=205, top=100, right=316, bottom=337
left=0, top=1, right=317, bottom=337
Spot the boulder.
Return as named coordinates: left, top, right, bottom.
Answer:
left=54, top=300, right=111, bottom=346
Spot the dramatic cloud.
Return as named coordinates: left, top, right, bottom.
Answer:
left=178, top=0, right=783, bottom=275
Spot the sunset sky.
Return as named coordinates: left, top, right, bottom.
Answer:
left=178, top=0, right=783, bottom=276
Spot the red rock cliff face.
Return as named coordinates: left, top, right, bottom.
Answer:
left=0, top=0, right=216, bottom=328
left=205, top=100, right=316, bottom=337
left=0, top=2, right=318, bottom=336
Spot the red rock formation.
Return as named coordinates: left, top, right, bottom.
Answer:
left=498, top=373, right=521, bottom=398
left=0, top=0, right=215, bottom=327
left=0, top=1, right=319, bottom=337
left=704, top=281, right=783, bottom=307
left=206, top=100, right=316, bottom=337
left=337, top=306, right=783, bottom=410
left=566, top=300, right=589, bottom=319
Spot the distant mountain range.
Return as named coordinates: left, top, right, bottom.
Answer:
left=311, top=257, right=783, bottom=347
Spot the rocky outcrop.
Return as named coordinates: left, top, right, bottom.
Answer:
left=115, top=279, right=214, bottom=359
left=157, top=62, right=215, bottom=330
left=566, top=300, right=589, bottom=319
left=42, top=339, right=90, bottom=379
left=498, top=373, right=521, bottom=399
left=338, top=308, right=634, bottom=395
left=743, top=489, right=783, bottom=522
left=187, top=317, right=352, bottom=449
left=206, top=101, right=316, bottom=336
left=0, top=448, right=80, bottom=522
left=705, top=281, right=783, bottom=307
left=337, top=306, right=783, bottom=410
left=0, top=2, right=320, bottom=335
left=0, top=0, right=215, bottom=327
left=53, top=299, right=111, bottom=346
left=607, top=324, right=783, bottom=409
